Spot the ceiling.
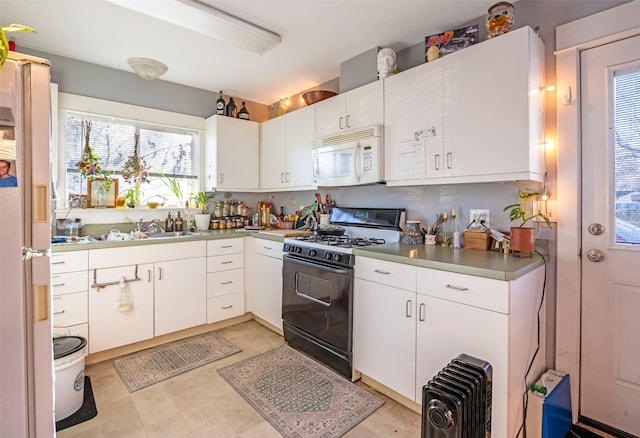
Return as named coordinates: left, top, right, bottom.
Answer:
left=2, top=1, right=498, bottom=105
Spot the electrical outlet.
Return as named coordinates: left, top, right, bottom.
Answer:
left=469, top=209, right=490, bottom=229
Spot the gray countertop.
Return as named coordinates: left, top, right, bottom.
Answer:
left=53, top=230, right=545, bottom=280
left=353, top=243, right=545, bottom=281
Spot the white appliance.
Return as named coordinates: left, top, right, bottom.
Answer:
left=312, top=125, right=384, bottom=187
left=0, top=52, right=55, bottom=436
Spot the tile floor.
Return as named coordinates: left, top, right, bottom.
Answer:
left=57, top=320, right=422, bottom=437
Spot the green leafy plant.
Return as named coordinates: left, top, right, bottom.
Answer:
left=123, top=185, right=141, bottom=208
left=191, top=191, right=213, bottom=214
left=1, top=24, right=35, bottom=67
left=160, top=173, right=186, bottom=206
left=503, top=189, right=551, bottom=228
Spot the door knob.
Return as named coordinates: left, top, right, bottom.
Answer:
left=588, top=223, right=605, bottom=235
left=587, top=249, right=605, bottom=262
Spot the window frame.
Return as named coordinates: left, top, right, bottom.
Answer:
left=54, top=93, right=205, bottom=210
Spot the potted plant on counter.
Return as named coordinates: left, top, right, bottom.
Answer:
left=192, top=191, right=213, bottom=230
left=503, top=189, right=551, bottom=256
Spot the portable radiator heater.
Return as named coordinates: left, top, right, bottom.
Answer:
left=421, top=354, right=493, bottom=438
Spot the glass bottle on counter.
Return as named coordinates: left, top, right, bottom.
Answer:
left=175, top=211, right=183, bottom=231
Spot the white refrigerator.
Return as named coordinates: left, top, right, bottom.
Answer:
left=0, top=52, right=55, bottom=436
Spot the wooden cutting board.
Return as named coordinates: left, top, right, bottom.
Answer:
left=257, top=229, right=313, bottom=237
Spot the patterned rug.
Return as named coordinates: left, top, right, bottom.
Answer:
left=114, top=331, right=241, bottom=392
left=218, top=345, right=384, bottom=437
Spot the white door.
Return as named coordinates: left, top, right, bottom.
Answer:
left=581, top=34, right=640, bottom=436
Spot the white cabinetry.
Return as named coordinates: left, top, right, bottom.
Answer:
left=354, top=256, right=544, bottom=437
left=246, top=237, right=284, bottom=333
left=385, top=26, right=544, bottom=186
left=260, top=105, right=316, bottom=191
left=315, top=80, right=383, bottom=138
left=89, top=263, right=154, bottom=353
left=51, top=250, right=88, bottom=340
left=88, top=241, right=207, bottom=351
left=206, top=238, right=245, bottom=323
left=205, top=115, right=259, bottom=191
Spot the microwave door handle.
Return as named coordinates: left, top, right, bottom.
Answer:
left=353, top=143, right=361, bottom=181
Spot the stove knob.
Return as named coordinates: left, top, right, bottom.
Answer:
left=324, top=252, right=332, bottom=260
left=296, top=246, right=303, bottom=254
left=309, top=249, right=317, bottom=257
left=333, top=253, right=342, bottom=262
left=287, top=246, right=295, bottom=253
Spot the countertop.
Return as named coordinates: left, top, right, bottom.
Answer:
left=353, top=243, right=545, bottom=281
left=52, top=230, right=545, bottom=280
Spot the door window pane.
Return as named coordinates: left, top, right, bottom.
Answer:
left=614, top=68, right=640, bottom=244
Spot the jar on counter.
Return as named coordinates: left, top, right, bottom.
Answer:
left=222, top=201, right=230, bottom=217
left=226, top=216, right=235, bottom=228
left=211, top=219, right=219, bottom=230
left=219, top=219, right=226, bottom=230
left=214, top=201, right=224, bottom=218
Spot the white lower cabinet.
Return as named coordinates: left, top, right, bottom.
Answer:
left=206, top=238, right=245, bottom=323
left=246, top=237, right=283, bottom=332
left=155, top=257, right=207, bottom=336
left=51, top=250, right=89, bottom=342
left=89, top=263, right=155, bottom=353
left=354, top=256, right=544, bottom=438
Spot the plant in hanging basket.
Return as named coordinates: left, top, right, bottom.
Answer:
left=503, top=189, right=551, bottom=255
left=121, top=133, right=150, bottom=184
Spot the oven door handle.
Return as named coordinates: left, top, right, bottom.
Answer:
left=284, top=254, right=351, bottom=275
left=294, top=287, right=331, bottom=307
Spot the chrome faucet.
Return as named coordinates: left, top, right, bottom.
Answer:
left=135, top=218, right=164, bottom=233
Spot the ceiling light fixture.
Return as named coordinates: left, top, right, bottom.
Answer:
left=108, top=0, right=281, bottom=55
left=127, top=57, right=168, bottom=80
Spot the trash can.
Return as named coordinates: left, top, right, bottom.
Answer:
left=53, top=336, right=87, bottom=421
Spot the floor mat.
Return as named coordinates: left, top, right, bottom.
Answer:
left=114, top=331, right=242, bottom=392
left=218, top=345, right=384, bottom=438
left=55, top=376, right=97, bottom=432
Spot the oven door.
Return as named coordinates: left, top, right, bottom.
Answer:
left=282, top=253, right=353, bottom=354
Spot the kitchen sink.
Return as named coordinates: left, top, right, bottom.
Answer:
left=145, top=231, right=201, bottom=238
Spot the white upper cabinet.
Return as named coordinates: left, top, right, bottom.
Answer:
left=385, top=26, right=545, bottom=186
left=205, top=115, right=260, bottom=191
left=260, top=105, right=316, bottom=191
left=315, top=80, right=384, bottom=138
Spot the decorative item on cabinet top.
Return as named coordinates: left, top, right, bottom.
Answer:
left=424, top=24, right=479, bottom=62
left=302, top=90, right=337, bottom=105
left=486, top=1, right=515, bottom=40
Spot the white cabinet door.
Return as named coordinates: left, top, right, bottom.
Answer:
left=89, top=263, right=154, bottom=353
left=384, top=59, right=444, bottom=182
left=285, top=105, right=315, bottom=188
left=353, top=278, right=416, bottom=400
left=154, top=257, right=207, bottom=336
left=205, top=115, right=259, bottom=191
left=315, top=81, right=383, bottom=138
left=260, top=116, right=287, bottom=189
left=248, top=252, right=283, bottom=331
left=416, top=294, right=509, bottom=437
left=443, top=26, right=543, bottom=180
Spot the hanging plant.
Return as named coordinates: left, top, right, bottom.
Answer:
left=0, top=24, right=35, bottom=67
left=121, top=132, right=149, bottom=184
left=75, top=120, right=111, bottom=191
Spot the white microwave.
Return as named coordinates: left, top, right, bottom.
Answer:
left=312, top=126, right=384, bottom=187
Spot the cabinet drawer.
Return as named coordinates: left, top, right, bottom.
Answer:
left=252, top=239, right=283, bottom=258
left=207, top=253, right=244, bottom=273
left=207, top=292, right=245, bottom=323
left=53, top=292, right=88, bottom=326
left=417, top=267, right=509, bottom=313
left=51, top=250, right=88, bottom=274
left=207, top=238, right=244, bottom=256
left=355, top=257, right=416, bottom=291
left=52, top=271, right=88, bottom=296
left=207, top=269, right=244, bottom=297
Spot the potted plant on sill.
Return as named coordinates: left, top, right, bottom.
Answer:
left=192, top=191, right=213, bottom=230
left=503, top=189, right=551, bottom=256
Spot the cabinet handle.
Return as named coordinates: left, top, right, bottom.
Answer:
left=286, top=172, right=290, bottom=183
left=346, top=115, right=351, bottom=129
left=218, top=173, right=224, bottom=183
left=158, top=267, right=163, bottom=280
left=339, top=116, right=344, bottom=130
left=221, top=245, right=233, bottom=248
left=446, top=284, right=469, bottom=291
left=148, top=269, right=152, bottom=283
left=405, top=300, right=412, bottom=318
left=435, top=154, right=440, bottom=171
left=221, top=305, right=233, bottom=309
left=221, top=281, right=233, bottom=285
left=280, top=172, right=285, bottom=183
left=52, top=261, right=65, bottom=265
left=374, top=269, right=391, bottom=275
left=221, top=261, right=233, bottom=265
left=263, top=246, right=273, bottom=250
left=54, top=310, right=65, bottom=315
left=446, top=152, right=452, bottom=169
left=52, top=283, right=66, bottom=287
left=419, top=303, right=426, bottom=322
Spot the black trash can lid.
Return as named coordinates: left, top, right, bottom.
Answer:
left=53, top=336, right=87, bottom=359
